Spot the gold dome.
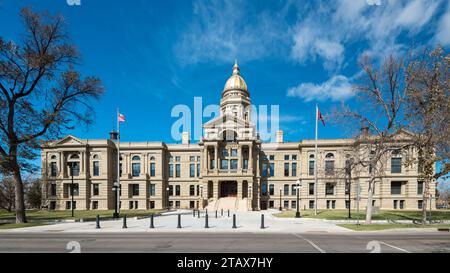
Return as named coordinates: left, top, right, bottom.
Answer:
left=223, top=60, right=248, bottom=93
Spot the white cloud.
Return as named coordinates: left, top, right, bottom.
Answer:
left=287, top=75, right=353, bottom=102
left=435, top=3, right=450, bottom=45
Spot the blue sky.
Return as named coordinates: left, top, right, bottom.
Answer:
left=1, top=0, right=449, bottom=145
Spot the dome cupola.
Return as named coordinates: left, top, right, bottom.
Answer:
left=223, top=60, right=248, bottom=93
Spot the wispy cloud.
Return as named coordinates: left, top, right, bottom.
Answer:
left=287, top=75, right=353, bottom=102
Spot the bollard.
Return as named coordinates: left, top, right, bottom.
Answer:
left=206, top=209, right=208, bottom=215
left=198, top=209, right=200, bottom=218
left=232, top=214, right=237, bottom=229
left=205, top=213, right=209, bottom=228
left=122, top=215, right=127, bottom=229
left=193, top=209, right=196, bottom=217
left=260, top=214, right=265, bottom=229
left=96, top=215, right=101, bottom=229
left=150, top=214, right=155, bottom=229
left=215, top=210, right=218, bottom=218
left=177, top=214, right=182, bottom=228
left=221, top=208, right=223, bottom=216
left=228, top=209, right=230, bottom=217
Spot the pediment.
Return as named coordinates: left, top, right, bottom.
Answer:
left=203, top=114, right=253, bottom=129
left=53, top=135, right=86, bottom=146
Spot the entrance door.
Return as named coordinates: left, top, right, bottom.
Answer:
left=220, top=181, right=237, bottom=197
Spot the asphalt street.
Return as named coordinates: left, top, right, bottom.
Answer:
left=0, top=232, right=449, bottom=253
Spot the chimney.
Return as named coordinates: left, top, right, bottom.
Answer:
left=276, top=130, right=284, bottom=143
left=182, top=132, right=190, bottom=145
left=109, top=130, right=118, bottom=141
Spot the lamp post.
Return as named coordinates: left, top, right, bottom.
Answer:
left=67, top=162, right=74, bottom=218
left=166, top=187, right=170, bottom=211
left=279, top=187, right=282, bottom=211
left=295, top=179, right=302, bottom=218
left=112, top=180, right=119, bottom=218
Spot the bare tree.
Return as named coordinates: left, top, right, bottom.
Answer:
left=334, top=55, right=404, bottom=224
left=0, top=176, right=16, bottom=212
left=404, top=46, right=450, bottom=222
left=0, top=8, right=104, bottom=223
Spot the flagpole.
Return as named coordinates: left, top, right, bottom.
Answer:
left=117, top=107, right=121, bottom=214
left=314, top=104, right=318, bottom=215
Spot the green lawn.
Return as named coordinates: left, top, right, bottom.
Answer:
left=0, top=209, right=163, bottom=222
left=273, top=209, right=450, bottom=221
left=338, top=223, right=450, bottom=231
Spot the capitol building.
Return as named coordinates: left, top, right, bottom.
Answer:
left=40, top=63, right=434, bottom=212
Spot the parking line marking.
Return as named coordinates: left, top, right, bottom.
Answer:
left=292, top=233, right=326, bottom=253
left=379, top=241, right=411, bottom=253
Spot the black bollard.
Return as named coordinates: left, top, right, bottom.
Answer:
left=260, top=214, right=265, bottom=229
left=177, top=214, right=182, bottom=228
left=96, top=215, right=101, bottom=229
left=228, top=209, right=230, bottom=217
left=215, top=210, right=218, bottom=218
left=206, top=209, right=208, bottom=215
left=150, top=214, right=154, bottom=229
left=193, top=209, right=196, bottom=217
left=198, top=209, right=200, bottom=218
left=232, top=214, right=237, bottom=229
left=205, top=213, right=209, bottom=228
left=221, top=208, right=223, bottom=216
left=122, top=215, right=127, bottom=229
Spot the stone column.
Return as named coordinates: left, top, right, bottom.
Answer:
left=214, top=144, right=218, bottom=171
left=238, top=145, right=242, bottom=171
left=249, top=144, right=253, bottom=170
left=237, top=180, right=243, bottom=199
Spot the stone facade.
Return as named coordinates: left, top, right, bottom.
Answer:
left=40, top=63, right=435, bottom=211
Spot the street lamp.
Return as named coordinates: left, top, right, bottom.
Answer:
left=112, top=180, right=119, bottom=218
left=279, top=187, right=282, bottom=211
left=295, top=179, right=302, bottom=218
left=67, top=162, right=75, bottom=218
left=166, top=187, right=170, bottom=211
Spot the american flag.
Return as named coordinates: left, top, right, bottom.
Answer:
left=318, top=108, right=325, bottom=126
left=118, top=113, right=125, bottom=122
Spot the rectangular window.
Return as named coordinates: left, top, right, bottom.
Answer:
left=50, top=201, right=56, bottom=210
left=243, top=159, right=248, bottom=169
left=169, top=185, right=173, bottom=196
left=326, top=200, right=331, bottom=209
left=332, top=200, right=336, bottom=209
left=50, top=162, right=57, bottom=177
left=262, top=163, right=268, bottom=177
left=175, top=164, right=181, bottom=177
left=175, top=156, right=180, bottom=162
left=190, top=156, right=195, bottom=162
left=175, top=201, right=180, bottom=208
left=269, top=163, right=275, bottom=177
left=131, top=184, right=139, bottom=196
left=325, top=161, right=334, bottom=175
left=70, top=162, right=80, bottom=176
left=261, top=183, right=268, bottom=196
left=391, top=182, right=402, bottom=195
left=93, top=161, right=99, bottom=176
left=150, top=163, right=155, bottom=177
left=175, top=185, right=180, bottom=196
left=325, top=183, right=335, bottom=195
left=169, top=164, right=173, bottom=178
left=345, top=200, right=350, bottom=209
left=291, top=184, right=297, bottom=196
left=269, top=184, right=274, bottom=195
left=284, top=155, right=290, bottom=160
left=189, top=201, right=195, bottom=209
left=66, top=201, right=71, bottom=210
left=309, top=183, right=315, bottom=195
left=417, top=181, right=424, bottom=195
left=50, top=184, right=57, bottom=196
left=399, top=200, right=405, bottom=209
left=269, top=201, right=274, bottom=208
left=132, top=163, right=140, bottom=177
left=284, top=163, right=289, bottom=177
left=129, top=201, right=134, bottom=209
left=283, top=184, right=289, bottom=196
left=283, top=200, right=289, bottom=209
left=92, top=201, right=98, bottom=210
left=269, top=155, right=275, bottom=161
left=418, top=200, right=423, bottom=209
left=71, top=184, right=79, bottom=196
left=135, top=201, right=138, bottom=209
left=197, top=164, right=200, bottom=177
left=230, top=159, right=238, bottom=170
left=309, top=161, right=315, bottom=176
left=149, top=184, right=156, bottom=196
left=221, top=159, right=229, bottom=170
left=292, top=163, right=297, bottom=177
left=222, top=149, right=229, bottom=157
left=190, top=164, right=195, bottom=177
left=292, top=155, right=297, bottom=160
left=391, top=158, right=402, bottom=173
left=92, top=184, right=99, bottom=196
left=231, top=149, right=238, bottom=156
left=150, top=201, right=155, bottom=209
left=393, top=200, right=398, bottom=209
left=189, top=185, right=195, bottom=196
left=291, top=200, right=297, bottom=209
left=309, top=200, right=314, bottom=209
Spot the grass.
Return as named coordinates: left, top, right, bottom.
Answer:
left=0, top=209, right=163, bottom=222
left=338, top=223, right=450, bottom=231
left=273, top=209, right=450, bottom=221
left=0, top=222, right=48, bottom=230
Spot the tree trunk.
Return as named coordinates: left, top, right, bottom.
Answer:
left=422, top=179, right=430, bottom=224
left=12, top=163, right=27, bottom=223
left=365, top=177, right=375, bottom=224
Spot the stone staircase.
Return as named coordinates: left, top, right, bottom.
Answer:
left=205, top=197, right=248, bottom=211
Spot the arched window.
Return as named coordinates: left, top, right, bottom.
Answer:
left=92, top=154, right=100, bottom=176
left=149, top=156, right=155, bottom=161
left=325, top=153, right=335, bottom=175
left=309, top=154, right=315, bottom=159
left=325, top=153, right=334, bottom=159
left=51, top=155, right=57, bottom=160
left=50, top=155, right=58, bottom=177
left=93, top=154, right=99, bottom=159
left=67, top=153, right=80, bottom=176
left=132, top=156, right=141, bottom=177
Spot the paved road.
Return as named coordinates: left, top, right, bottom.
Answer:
left=0, top=232, right=449, bottom=253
